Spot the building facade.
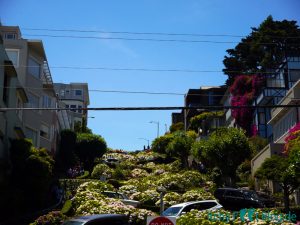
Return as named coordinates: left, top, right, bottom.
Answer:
left=0, top=25, right=60, bottom=155
left=54, top=83, right=90, bottom=129
left=251, top=80, right=300, bottom=203
left=183, top=86, right=227, bottom=132
left=252, top=57, right=300, bottom=141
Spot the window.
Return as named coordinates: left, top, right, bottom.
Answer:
left=6, top=49, right=19, bottom=67
left=259, top=112, right=265, bottom=124
left=2, top=73, right=9, bottom=105
left=27, top=93, right=39, bottom=108
left=4, top=33, right=17, bottom=39
left=16, top=96, right=23, bottom=120
left=25, top=127, right=38, bottom=146
left=273, top=109, right=297, bottom=141
left=289, top=69, right=300, bottom=87
left=225, top=190, right=244, bottom=198
left=78, top=105, right=82, bottom=113
left=70, top=105, right=76, bottom=112
left=28, top=57, right=40, bottom=78
left=65, top=104, right=69, bottom=108
left=75, top=89, right=82, bottom=96
left=60, top=89, right=65, bottom=97
left=42, top=95, right=52, bottom=108
left=40, top=124, right=50, bottom=139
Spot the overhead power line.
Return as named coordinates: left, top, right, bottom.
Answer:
left=0, top=104, right=299, bottom=112
left=23, top=34, right=300, bottom=45
left=1, top=85, right=295, bottom=99
left=0, top=64, right=291, bottom=75
left=22, top=27, right=300, bottom=39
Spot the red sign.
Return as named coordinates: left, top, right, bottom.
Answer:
left=147, top=216, right=176, bottom=225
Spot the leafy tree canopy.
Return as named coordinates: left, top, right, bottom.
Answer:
left=192, top=127, right=251, bottom=182
left=76, top=133, right=107, bottom=171
left=151, top=133, right=174, bottom=155
left=166, top=131, right=195, bottom=167
left=223, top=16, right=300, bottom=85
left=169, top=122, right=184, bottom=133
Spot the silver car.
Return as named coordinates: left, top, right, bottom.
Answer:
left=162, top=200, right=222, bottom=217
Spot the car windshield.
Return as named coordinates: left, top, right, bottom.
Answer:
left=163, top=207, right=182, bottom=216
left=62, top=221, right=84, bottom=225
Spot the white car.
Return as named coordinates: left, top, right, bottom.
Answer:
left=162, top=200, right=222, bottom=217
left=102, top=191, right=140, bottom=207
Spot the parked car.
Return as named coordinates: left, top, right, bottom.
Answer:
left=162, top=200, right=222, bottom=217
left=256, top=191, right=276, bottom=208
left=101, top=191, right=140, bottom=207
left=214, top=188, right=265, bottom=210
left=62, top=214, right=129, bottom=225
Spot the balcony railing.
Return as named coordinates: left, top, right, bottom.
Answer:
left=254, top=88, right=286, bottom=106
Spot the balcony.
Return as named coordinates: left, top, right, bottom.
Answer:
left=42, top=61, right=53, bottom=88
left=269, top=80, right=300, bottom=124
left=254, top=88, right=286, bottom=106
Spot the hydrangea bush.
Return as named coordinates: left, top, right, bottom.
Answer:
left=182, top=188, right=215, bottom=202
left=177, top=209, right=295, bottom=225
left=155, top=192, right=182, bottom=207
left=30, top=211, right=67, bottom=225
left=131, top=168, right=149, bottom=178
left=72, top=182, right=155, bottom=225
left=131, top=189, right=160, bottom=205
left=91, top=163, right=113, bottom=178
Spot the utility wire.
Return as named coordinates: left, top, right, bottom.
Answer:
left=0, top=64, right=291, bottom=74
left=1, top=85, right=294, bottom=99
left=23, top=34, right=300, bottom=45
left=22, top=27, right=300, bottom=39
left=1, top=104, right=299, bottom=112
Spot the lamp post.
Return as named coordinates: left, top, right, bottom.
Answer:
left=150, top=121, right=159, bottom=138
left=138, top=138, right=150, bottom=149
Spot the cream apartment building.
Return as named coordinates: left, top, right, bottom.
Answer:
left=0, top=25, right=61, bottom=155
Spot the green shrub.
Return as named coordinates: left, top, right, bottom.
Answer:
left=61, top=200, right=73, bottom=215
left=76, top=171, right=89, bottom=179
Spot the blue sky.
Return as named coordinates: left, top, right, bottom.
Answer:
left=1, top=0, right=300, bottom=151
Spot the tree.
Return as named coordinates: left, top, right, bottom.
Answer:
left=74, top=120, right=92, bottom=134
left=9, top=139, right=54, bottom=210
left=166, top=131, right=195, bottom=168
left=169, top=122, right=184, bottom=133
left=151, top=133, right=174, bottom=155
left=56, top=129, right=78, bottom=171
left=255, top=155, right=300, bottom=211
left=76, top=133, right=107, bottom=171
left=223, top=16, right=300, bottom=85
left=192, top=127, right=251, bottom=185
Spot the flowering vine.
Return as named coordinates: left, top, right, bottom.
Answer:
left=230, top=75, right=265, bottom=135
left=284, top=122, right=300, bottom=154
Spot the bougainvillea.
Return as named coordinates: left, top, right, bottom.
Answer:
left=230, top=74, right=265, bottom=135
left=284, top=122, right=300, bottom=154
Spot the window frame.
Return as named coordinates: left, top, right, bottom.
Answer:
left=5, top=48, right=20, bottom=68
left=28, top=56, right=41, bottom=79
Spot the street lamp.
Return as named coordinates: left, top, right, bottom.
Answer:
left=88, top=116, right=95, bottom=118
left=138, top=138, right=150, bottom=149
left=150, top=121, right=159, bottom=138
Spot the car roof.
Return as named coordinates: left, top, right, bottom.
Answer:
left=70, top=214, right=128, bottom=222
left=168, top=200, right=218, bottom=208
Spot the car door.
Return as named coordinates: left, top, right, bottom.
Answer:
left=223, top=190, right=244, bottom=210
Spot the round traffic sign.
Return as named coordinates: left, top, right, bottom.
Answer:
left=149, top=216, right=175, bottom=225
